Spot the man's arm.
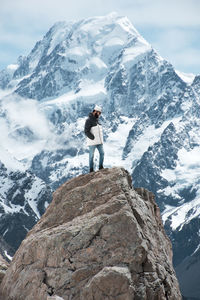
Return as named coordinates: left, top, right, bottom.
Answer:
left=84, top=119, right=95, bottom=140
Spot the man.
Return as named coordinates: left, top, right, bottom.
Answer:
left=84, top=105, right=104, bottom=172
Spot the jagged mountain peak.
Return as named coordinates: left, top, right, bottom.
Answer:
left=21, top=13, right=141, bottom=64
left=1, top=12, right=151, bottom=100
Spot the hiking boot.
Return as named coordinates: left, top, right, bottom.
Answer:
left=90, top=168, right=94, bottom=173
left=99, top=165, right=104, bottom=170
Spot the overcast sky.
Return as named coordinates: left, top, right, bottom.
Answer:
left=0, top=0, right=200, bottom=74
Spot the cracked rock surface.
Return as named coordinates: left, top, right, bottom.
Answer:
left=0, top=254, right=9, bottom=284
left=0, top=167, right=181, bottom=299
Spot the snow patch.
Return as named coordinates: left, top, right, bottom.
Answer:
left=126, top=119, right=174, bottom=169
left=0, top=89, right=13, bottom=99
left=104, top=116, right=136, bottom=171
left=122, top=37, right=151, bottom=66
left=25, top=178, right=45, bottom=219
left=4, top=250, right=12, bottom=261
left=162, top=197, right=200, bottom=231
left=175, top=70, right=195, bottom=84
left=42, top=80, right=106, bottom=107
left=161, top=146, right=200, bottom=230
left=7, top=64, right=19, bottom=71
left=161, top=147, right=200, bottom=191
left=47, top=22, right=72, bottom=56
left=192, top=244, right=200, bottom=256
left=0, top=146, right=26, bottom=172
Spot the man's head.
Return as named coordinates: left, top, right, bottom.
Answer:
left=93, top=105, right=102, bottom=118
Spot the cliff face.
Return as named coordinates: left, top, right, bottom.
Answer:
left=0, top=254, right=8, bottom=285
left=0, top=167, right=181, bottom=300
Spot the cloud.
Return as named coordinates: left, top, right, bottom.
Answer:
left=1, top=0, right=200, bottom=29
left=2, top=95, right=52, bottom=139
left=0, top=93, right=59, bottom=162
left=170, top=49, right=200, bottom=73
left=0, top=30, right=42, bottom=67
left=148, top=27, right=200, bottom=73
left=126, top=0, right=200, bottom=27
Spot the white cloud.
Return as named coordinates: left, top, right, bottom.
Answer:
left=2, top=96, right=52, bottom=139
left=0, top=94, right=56, bottom=162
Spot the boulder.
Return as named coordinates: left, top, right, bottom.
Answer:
left=0, top=167, right=181, bottom=299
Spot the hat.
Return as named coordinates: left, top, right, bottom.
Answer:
left=94, top=105, right=102, bottom=113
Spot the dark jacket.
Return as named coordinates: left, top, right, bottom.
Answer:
left=84, top=113, right=103, bottom=145
left=84, top=113, right=98, bottom=140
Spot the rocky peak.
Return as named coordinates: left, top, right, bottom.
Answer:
left=0, top=167, right=181, bottom=299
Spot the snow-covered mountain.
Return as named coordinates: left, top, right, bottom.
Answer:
left=0, top=12, right=200, bottom=298
left=0, top=146, right=52, bottom=252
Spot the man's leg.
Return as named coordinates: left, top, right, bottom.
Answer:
left=97, top=144, right=104, bottom=169
left=89, top=145, right=95, bottom=172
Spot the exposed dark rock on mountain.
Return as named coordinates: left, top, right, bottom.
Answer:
left=0, top=236, right=14, bottom=262
left=0, top=160, right=52, bottom=251
left=0, top=167, right=181, bottom=300
left=176, top=246, right=200, bottom=299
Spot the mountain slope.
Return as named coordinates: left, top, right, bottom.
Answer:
left=0, top=148, right=52, bottom=250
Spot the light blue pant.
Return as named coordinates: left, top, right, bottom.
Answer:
left=89, top=144, right=104, bottom=171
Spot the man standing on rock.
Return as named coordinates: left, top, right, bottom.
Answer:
left=84, top=105, right=104, bottom=172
